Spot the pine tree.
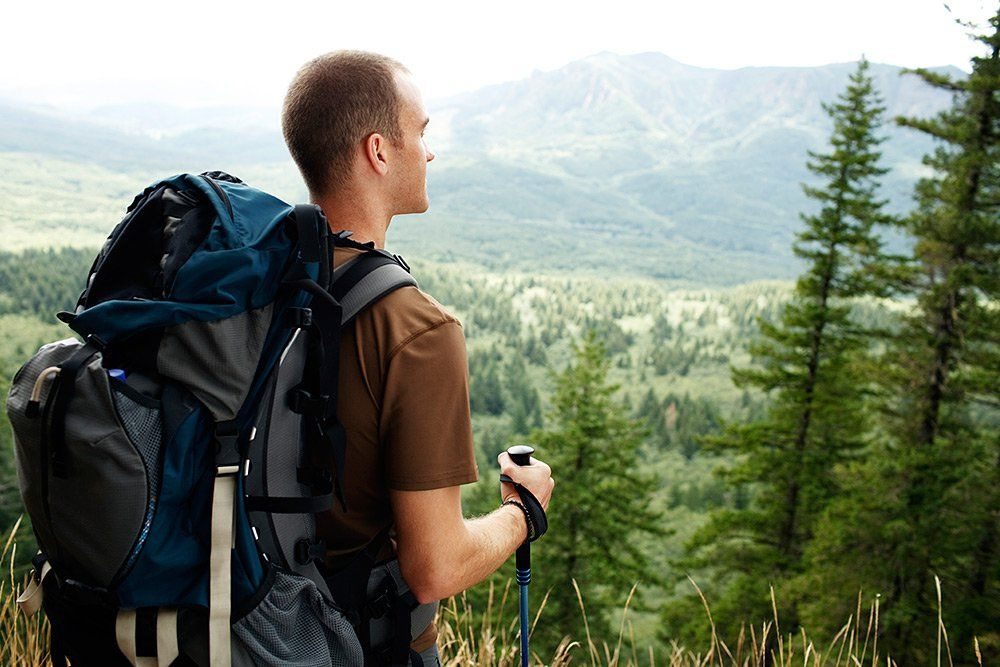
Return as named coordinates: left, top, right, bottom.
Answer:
left=667, top=59, right=892, bottom=637
left=804, top=12, right=1000, bottom=661
left=528, top=332, right=663, bottom=652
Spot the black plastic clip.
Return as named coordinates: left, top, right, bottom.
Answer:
left=288, top=388, right=328, bottom=416
left=366, top=577, right=396, bottom=619
left=84, top=334, right=108, bottom=351
left=294, top=538, right=326, bottom=565
left=297, top=466, right=333, bottom=491
left=214, top=420, right=241, bottom=471
left=284, top=307, right=313, bottom=329
left=392, top=254, right=411, bottom=273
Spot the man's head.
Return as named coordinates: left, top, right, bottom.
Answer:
left=282, top=50, right=434, bottom=214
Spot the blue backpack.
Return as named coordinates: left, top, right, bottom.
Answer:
left=6, top=172, right=428, bottom=666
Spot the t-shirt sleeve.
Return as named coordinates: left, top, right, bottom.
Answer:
left=380, top=319, right=480, bottom=491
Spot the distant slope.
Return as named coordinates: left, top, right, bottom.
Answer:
left=0, top=54, right=957, bottom=284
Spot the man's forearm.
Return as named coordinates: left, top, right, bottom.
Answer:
left=412, top=503, right=527, bottom=603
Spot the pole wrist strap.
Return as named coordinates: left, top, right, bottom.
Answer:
left=499, top=474, right=548, bottom=542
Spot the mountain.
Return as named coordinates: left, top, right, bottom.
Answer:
left=0, top=53, right=959, bottom=284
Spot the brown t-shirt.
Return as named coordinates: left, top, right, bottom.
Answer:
left=316, top=247, right=480, bottom=651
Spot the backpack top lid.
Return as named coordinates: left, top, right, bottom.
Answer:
left=66, top=172, right=313, bottom=347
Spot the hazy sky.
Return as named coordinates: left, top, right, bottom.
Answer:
left=1, top=0, right=994, bottom=109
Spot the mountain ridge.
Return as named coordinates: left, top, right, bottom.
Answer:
left=0, top=53, right=958, bottom=284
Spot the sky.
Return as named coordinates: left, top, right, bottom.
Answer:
left=0, top=0, right=995, bottom=110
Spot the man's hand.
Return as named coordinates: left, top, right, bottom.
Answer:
left=390, top=454, right=554, bottom=604
left=497, top=452, right=554, bottom=511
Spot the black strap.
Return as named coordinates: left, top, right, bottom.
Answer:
left=48, top=336, right=105, bottom=478
left=366, top=571, right=421, bottom=667
left=500, top=474, right=548, bottom=542
left=244, top=493, right=333, bottom=514
left=302, top=289, right=348, bottom=511
left=49, top=624, right=68, bottom=667
left=321, top=422, right=349, bottom=513
left=283, top=278, right=342, bottom=310
left=293, top=204, right=321, bottom=262
left=292, top=204, right=331, bottom=289
left=323, top=525, right=393, bottom=628
left=135, top=607, right=157, bottom=658
left=389, top=588, right=420, bottom=667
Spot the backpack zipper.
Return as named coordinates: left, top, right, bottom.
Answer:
left=200, top=174, right=234, bottom=220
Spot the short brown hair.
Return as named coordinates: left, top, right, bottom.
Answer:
left=282, top=50, right=408, bottom=197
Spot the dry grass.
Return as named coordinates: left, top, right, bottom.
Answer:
left=0, top=519, right=985, bottom=667
left=435, top=574, right=985, bottom=666
left=2, top=517, right=49, bottom=667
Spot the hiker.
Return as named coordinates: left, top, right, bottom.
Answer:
left=281, top=51, right=556, bottom=665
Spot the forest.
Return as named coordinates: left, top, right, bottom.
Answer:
left=1, top=11, right=998, bottom=667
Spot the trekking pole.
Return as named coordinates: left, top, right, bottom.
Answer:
left=507, top=444, right=535, bottom=667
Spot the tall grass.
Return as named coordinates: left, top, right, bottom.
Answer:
left=2, top=517, right=48, bottom=667
left=435, top=574, right=981, bottom=667
left=0, top=519, right=984, bottom=666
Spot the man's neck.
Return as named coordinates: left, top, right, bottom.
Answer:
left=313, top=188, right=391, bottom=249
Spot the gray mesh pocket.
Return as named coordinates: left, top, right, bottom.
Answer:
left=111, top=385, right=164, bottom=573
left=232, top=569, right=363, bottom=666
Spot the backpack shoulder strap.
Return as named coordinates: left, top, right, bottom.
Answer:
left=331, top=251, right=417, bottom=326
left=285, top=248, right=416, bottom=515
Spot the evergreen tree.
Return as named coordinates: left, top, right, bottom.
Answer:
left=503, top=354, right=543, bottom=434
left=667, top=59, right=892, bottom=638
left=469, top=356, right=505, bottom=415
left=528, top=332, right=663, bottom=652
left=804, top=13, right=1000, bottom=661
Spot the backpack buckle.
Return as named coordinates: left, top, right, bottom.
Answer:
left=392, top=254, right=410, bottom=273
left=294, top=538, right=326, bottom=565
left=284, top=307, right=313, bottom=328
left=288, top=388, right=328, bottom=416
left=366, top=577, right=396, bottom=620
left=297, top=466, right=333, bottom=492
left=214, top=420, right=241, bottom=471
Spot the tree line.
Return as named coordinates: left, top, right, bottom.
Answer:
left=660, top=15, right=1000, bottom=663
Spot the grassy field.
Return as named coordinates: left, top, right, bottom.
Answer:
left=1, top=521, right=982, bottom=667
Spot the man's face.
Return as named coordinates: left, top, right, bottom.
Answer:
left=389, top=71, right=435, bottom=215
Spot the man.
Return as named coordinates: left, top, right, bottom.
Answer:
left=281, top=51, right=555, bottom=665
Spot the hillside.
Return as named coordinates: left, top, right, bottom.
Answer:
left=0, top=53, right=956, bottom=283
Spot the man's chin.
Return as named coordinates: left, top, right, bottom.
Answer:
left=393, top=196, right=430, bottom=217
left=407, top=200, right=430, bottom=215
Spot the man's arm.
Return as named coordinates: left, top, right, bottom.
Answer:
left=390, top=486, right=527, bottom=604
left=391, top=453, right=555, bottom=604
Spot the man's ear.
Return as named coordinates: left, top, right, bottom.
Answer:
left=363, top=132, right=390, bottom=175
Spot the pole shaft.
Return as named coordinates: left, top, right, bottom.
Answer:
left=518, top=581, right=530, bottom=667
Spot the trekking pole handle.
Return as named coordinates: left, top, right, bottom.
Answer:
left=506, top=445, right=534, bottom=573
left=508, top=444, right=534, bottom=466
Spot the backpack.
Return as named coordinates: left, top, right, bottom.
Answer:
left=6, top=171, right=429, bottom=666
